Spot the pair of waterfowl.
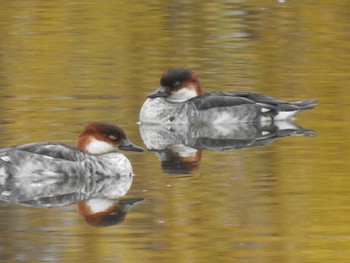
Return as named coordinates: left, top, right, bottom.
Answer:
left=0, top=68, right=316, bottom=179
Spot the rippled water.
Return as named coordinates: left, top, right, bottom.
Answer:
left=1, top=1, right=350, bottom=262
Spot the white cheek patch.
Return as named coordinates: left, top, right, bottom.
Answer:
left=86, top=199, right=115, bottom=213
left=172, top=145, right=197, bottom=158
left=168, top=88, right=197, bottom=102
left=85, top=138, right=115, bottom=154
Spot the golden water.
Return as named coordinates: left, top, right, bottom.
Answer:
left=0, top=1, right=350, bottom=262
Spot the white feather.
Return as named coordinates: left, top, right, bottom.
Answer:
left=172, top=145, right=197, bottom=158
left=275, top=111, right=298, bottom=120
left=0, top=156, right=10, bottom=162
left=85, top=138, right=115, bottom=154
left=86, top=199, right=115, bottom=213
left=261, top=108, right=270, bottom=113
left=275, top=121, right=298, bottom=130
left=168, top=88, right=197, bottom=102
left=260, top=116, right=273, bottom=123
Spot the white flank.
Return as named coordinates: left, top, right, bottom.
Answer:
left=275, top=121, right=298, bottom=130
left=261, top=108, right=271, bottom=113
left=85, top=138, right=115, bottom=154
left=0, top=156, right=10, bottom=162
left=274, top=111, right=298, bottom=121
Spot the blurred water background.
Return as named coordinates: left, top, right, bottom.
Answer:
left=0, top=1, right=350, bottom=262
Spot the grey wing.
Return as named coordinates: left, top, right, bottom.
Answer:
left=229, top=92, right=317, bottom=111
left=190, top=92, right=316, bottom=111
left=189, top=92, right=256, bottom=110
left=1, top=150, right=84, bottom=177
left=0, top=175, right=86, bottom=207
left=230, top=92, right=287, bottom=104
left=0, top=142, right=83, bottom=162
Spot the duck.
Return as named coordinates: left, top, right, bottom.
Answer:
left=139, top=68, right=317, bottom=125
left=139, top=120, right=314, bottom=174
left=77, top=198, right=144, bottom=227
left=0, top=122, right=144, bottom=178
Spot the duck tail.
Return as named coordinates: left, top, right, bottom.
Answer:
left=274, top=98, right=317, bottom=120
left=292, top=98, right=318, bottom=110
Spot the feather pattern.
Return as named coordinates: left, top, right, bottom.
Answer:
left=140, top=68, right=317, bottom=124
left=0, top=122, right=143, bottom=179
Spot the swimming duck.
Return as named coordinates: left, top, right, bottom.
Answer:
left=139, top=68, right=317, bottom=124
left=0, top=122, right=144, bottom=178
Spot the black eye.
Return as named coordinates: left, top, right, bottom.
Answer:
left=172, top=81, right=180, bottom=87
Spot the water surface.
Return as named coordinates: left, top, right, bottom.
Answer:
left=1, top=1, right=350, bottom=262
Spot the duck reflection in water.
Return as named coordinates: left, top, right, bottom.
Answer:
left=0, top=174, right=143, bottom=227
left=0, top=122, right=144, bottom=227
left=140, top=121, right=314, bottom=174
left=140, top=68, right=317, bottom=174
